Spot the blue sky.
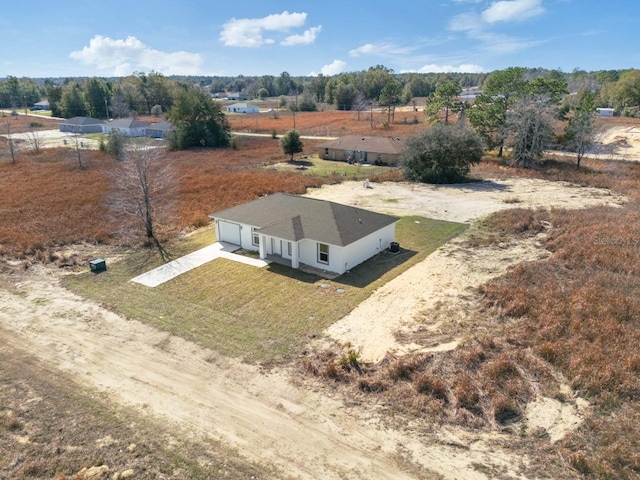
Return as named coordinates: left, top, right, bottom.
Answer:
left=1, top=0, right=638, bottom=78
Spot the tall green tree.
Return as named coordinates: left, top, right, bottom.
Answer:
left=84, top=77, right=111, bottom=118
left=276, top=71, right=293, bottom=96
left=378, top=80, right=403, bottom=124
left=59, top=82, right=88, bottom=118
left=425, top=82, right=462, bottom=124
left=361, top=65, right=394, bottom=101
left=468, top=68, right=567, bottom=158
left=468, top=67, right=527, bottom=157
left=167, top=88, right=230, bottom=150
left=612, top=69, right=640, bottom=114
left=45, top=80, right=63, bottom=117
left=334, top=82, right=357, bottom=111
left=280, top=129, right=304, bottom=160
left=144, top=72, right=175, bottom=113
left=401, top=124, right=484, bottom=184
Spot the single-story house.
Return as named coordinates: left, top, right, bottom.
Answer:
left=226, top=102, right=259, bottom=114
left=31, top=100, right=50, bottom=111
left=315, top=135, right=406, bottom=165
left=209, top=193, right=398, bottom=275
left=225, top=92, right=250, bottom=101
left=59, top=116, right=104, bottom=134
left=146, top=120, right=175, bottom=139
left=102, top=118, right=150, bottom=137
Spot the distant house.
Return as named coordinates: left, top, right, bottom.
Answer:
left=59, top=116, right=104, bottom=134
left=31, top=100, right=50, bottom=111
left=226, top=102, right=259, bottom=114
left=315, top=135, right=406, bottom=165
left=225, top=92, right=250, bottom=101
left=102, top=118, right=150, bottom=137
left=146, top=121, right=174, bottom=139
left=209, top=193, right=398, bottom=275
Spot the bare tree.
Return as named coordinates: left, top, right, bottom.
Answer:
left=5, top=120, right=17, bottom=164
left=352, top=92, right=368, bottom=121
left=110, top=145, right=177, bottom=261
left=109, top=91, right=131, bottom=119
left=564, top=91, right=596, bottom=169
left=507, top=98, right=554, bottom=168
left=73, top=134, right=86, bottom=170
left=27, top=127, right=42, bottom=153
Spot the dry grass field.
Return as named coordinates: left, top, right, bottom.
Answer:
left=1, top=109, right=640, bottom=478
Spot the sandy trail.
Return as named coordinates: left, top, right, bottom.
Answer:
left=0, top=177, right=622, bottom=479
left=1, top=270, right=526, bottom=479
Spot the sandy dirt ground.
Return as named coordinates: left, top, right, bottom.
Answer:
left=0, top=177, right=626, bottom=479
left=590, top=124, right=640, bottom=160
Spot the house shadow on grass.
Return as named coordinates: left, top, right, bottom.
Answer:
left=264, top=247, right=418, bottom=288
left=334, top=247, right=418, bottom=288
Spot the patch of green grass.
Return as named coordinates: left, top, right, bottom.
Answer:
left=64, top=218, right=467, bottom=364
left=384, top=198, right=399, bottom=203
left=271, top=156, right=395, bottom=180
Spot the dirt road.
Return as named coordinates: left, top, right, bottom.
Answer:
left=0, top=177, right=624, bottom=479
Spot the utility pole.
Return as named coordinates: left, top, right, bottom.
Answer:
left=104, top=98, right=109, bottom=119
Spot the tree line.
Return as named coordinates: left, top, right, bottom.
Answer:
left=3, top=66, right=640, bottom=120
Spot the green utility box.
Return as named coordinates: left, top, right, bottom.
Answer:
left=89, top=258, right=107, bottom=273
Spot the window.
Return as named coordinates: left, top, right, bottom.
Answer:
left=287, top=242, right=292, bottom=256
left=318, top=243, right=329, bottom=264
left=252, top=228, right=260, bottom=246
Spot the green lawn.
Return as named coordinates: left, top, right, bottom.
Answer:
left=64, top=217, right=467, bottom=364
left=271, top=156, right=395, bottom=179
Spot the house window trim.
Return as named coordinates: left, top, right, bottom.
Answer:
left=252, top=227, right=260, bottom=246
left=318, top=243, right=329, bottom=264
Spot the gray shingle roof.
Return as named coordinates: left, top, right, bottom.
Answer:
left=315, top=135, right=406, bottom=155
left=60, top=116, right=104, bottom=126
left=106, top=118, right=150, bottom=128
left=210, top=193, right=397, bottom=246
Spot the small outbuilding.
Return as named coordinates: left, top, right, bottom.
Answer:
left=209, top=193, right=398, bottom=276
left=596, top=108, right=615, bottom=117
left=226, top=102, right=259, bottom=114
left=59, top=116, right=104, bottom=134
left=315, top=135, right=406, bottom=165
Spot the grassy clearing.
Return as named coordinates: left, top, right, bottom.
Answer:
left=0, top=341, right=271, bottom=479
left=269, top=156, right=396, bottom=180
left=63, top=217, right=467, bottom=364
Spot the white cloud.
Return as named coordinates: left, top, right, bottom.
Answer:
left=220, top=11, right=319, bottom=48
left=473, top=31, right=544, bottom=54
left=448, top=12, right=483, bottom=32
left=69, top=35, right=202, bottom=75
left=406, top=63, right=485, bottom=74
left=281, top=26, right=322, bottom=46
left=349, top=43, right=375, bottom=57
left=319, top=60, right=347, bottom=76
left=349, top=42, right=415, bottom=58
left=481, top=0, right=545, bottom=24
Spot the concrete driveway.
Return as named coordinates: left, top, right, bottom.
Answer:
left=131, top=242, right=270, bottom=287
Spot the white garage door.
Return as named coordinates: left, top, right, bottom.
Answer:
left=218, top=221, right=241, bottom=246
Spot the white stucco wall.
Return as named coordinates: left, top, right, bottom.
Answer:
left=215, top=219, right=396, bottom=275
